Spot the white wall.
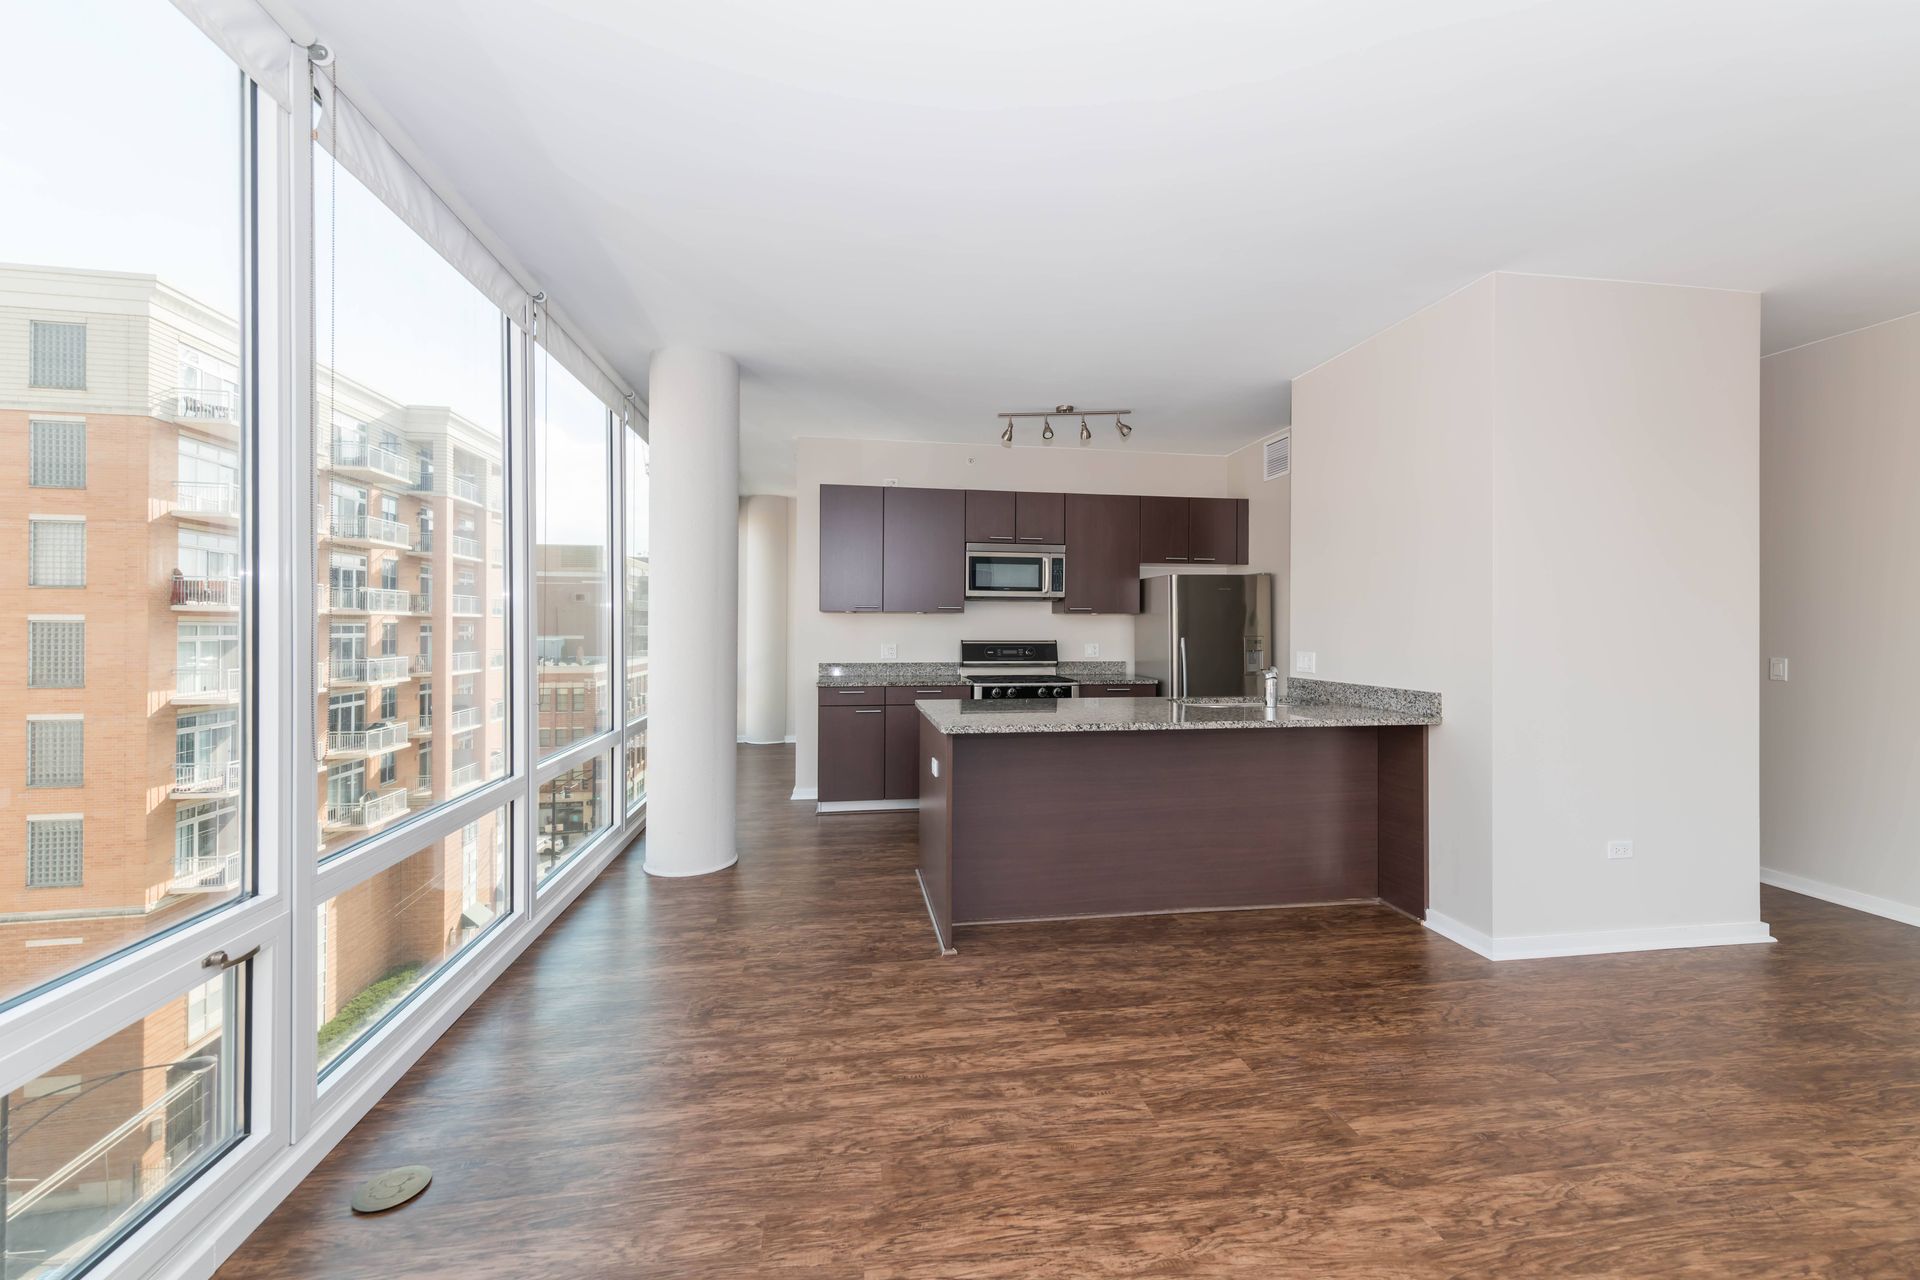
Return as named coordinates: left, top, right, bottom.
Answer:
left=1491, top=274, right=1761, bottom=938
left=1292, top=272, right=1765, bottom=948
left=1291, top=277, right=1499, bottom=934
left=788, top=435, right=1290, bottom=793
left=1761, top=311, right=1920, bottom=917
left=737, top=494, right=793, bottom=743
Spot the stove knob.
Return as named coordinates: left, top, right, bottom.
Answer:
left=1052, top=685, right=1069, bottom=698
left=987, top=686, right=1005, bottom=699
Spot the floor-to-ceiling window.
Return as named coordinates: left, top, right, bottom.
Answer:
left=0, top=2, right=254, bottom=1273
left=624, top=421, right=650, bottom=813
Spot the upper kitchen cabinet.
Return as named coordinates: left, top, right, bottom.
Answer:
left=1015, top=491, right=1065, bottom=544
left=1188, top=497, right=1244, bottom=564
left=882, top=486, right=966, bottom=613
left=819, top=484, right=884, bottom=612
left=1139, top=496, right=1192, bottom=563
left=966, top=489, right=1065, bottom=545
left=1140, top=495, right=1250, bottom=565
left=1056, top=492, right=1142, bottom=615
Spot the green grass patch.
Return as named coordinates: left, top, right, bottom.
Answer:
left=318, top=963, right=423, bottom=1058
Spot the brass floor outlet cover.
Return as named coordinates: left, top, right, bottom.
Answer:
left=351, top=1165, right=432, bottom=1214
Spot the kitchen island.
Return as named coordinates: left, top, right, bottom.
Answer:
left=914, top=679, right=1440, bottom=952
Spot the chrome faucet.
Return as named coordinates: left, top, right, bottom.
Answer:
left=1262, top=666, right=1284, bottom=709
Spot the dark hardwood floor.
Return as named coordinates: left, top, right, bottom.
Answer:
left=218, top=745, right=1920, bottom=1278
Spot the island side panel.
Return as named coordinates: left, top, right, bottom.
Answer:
left=949, top=727, right=1379, bottom=924
left=1376, top=725, right=1429, bottom=917
left=916, top=717, right=956, bottom=951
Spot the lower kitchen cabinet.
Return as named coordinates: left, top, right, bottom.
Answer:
left=884, top=706, right=922, bottom=799
left=1084, top=681, right=1159, bottom=697
left=818, top=704, right=887, bottom=801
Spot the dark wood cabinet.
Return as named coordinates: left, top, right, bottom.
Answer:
left=818, top=704, right=887, bottom=800
left=882, top=486, right=966, bottom=613
left=884, top=706, right=922, bottom=799
left=964, top=490, right=1017, bottom=544
left=1188, top=497, right=1241, bottom=564
left=1139, top=496, right=1192, bottom=564
left=1015, top=491, right=1065, bottom=544
left=1056, top=493, right=1142, bottom=615
left=819, top=484, right=884, bottom=612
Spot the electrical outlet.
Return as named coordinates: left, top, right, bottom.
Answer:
left=880, top=643, right=897, bottom=661
left=1295, top=651, right=1317, bottom=674
left=1083, top=642, right=1101, bottom=658
left=1768, top=657, right=1790, bottom=682
left=1607, top=839, right=1633, bottom=861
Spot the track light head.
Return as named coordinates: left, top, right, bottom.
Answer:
left=1079, top=416, right=1092, bottom=442
left=1116, top=417, right=1132, bottom=439
left=1000, top=421, right=1013, bottom=444
left=1042, top=417, right=1054, bottom=441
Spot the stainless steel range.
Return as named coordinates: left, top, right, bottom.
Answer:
left=958, top=641, right=1077, bottom=700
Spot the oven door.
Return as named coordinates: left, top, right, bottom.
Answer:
left=966, top=546, right=1064, bottom=598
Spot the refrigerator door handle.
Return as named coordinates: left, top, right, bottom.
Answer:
left=1178, top=635, right=1187, bottom=699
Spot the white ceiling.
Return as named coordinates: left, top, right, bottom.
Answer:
left=263, top=0, right=1920, bottom=492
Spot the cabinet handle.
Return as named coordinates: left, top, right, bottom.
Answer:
left=1018, top=536, right=1046, bottom=541
left=1193, top=556, right=1217, bottom=562
left=850, top=606, right=880, bottom=611
left=936, top=605, right=963, bottom=611
left=915, top=689, right=944, bottom=695
left=853, top=708, right=882, bottom=715
left=1166, top=556, right=1187, bottom=561
left=1067, top=606, right=1093, bottom=612
left=987, top=535, right=1013, bottom=541
left=1105, top=687, right=1130, bottom=692
left=835, top=689, right=868, bottom=695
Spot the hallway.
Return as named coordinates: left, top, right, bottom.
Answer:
left=219, top=745, right=1920, bottom=1278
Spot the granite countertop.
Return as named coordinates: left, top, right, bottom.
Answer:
left=817, top=661, right=1146, bottom=688
left=916, top=680, right=1441, bottom=735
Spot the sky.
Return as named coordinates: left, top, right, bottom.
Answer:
left=0, top=0, right=629, bottom=545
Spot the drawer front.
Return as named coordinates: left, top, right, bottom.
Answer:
left=818, top=685, right=886, bottom=707
left=885, top=683, right=970, bottom=704
left=1088, top=682, right=1159, bottom=697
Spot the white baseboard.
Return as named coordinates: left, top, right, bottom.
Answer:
left=1763, top=866, right=1920, bottom=928
left=1424, top=910, right=1774, bottom=961
left=737, top=735, right=792, bottom=745
left=816, top=799, right=919, bottom=814
left=789, top=786, right=817, bottom=801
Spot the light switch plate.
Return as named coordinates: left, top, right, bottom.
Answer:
left=1607, top=839, right=1634, bottom=860
left=1084, top=642, right=1101, bottom=658
left=1295, top=651, right=1317, bottom=674
left=1768, top=657, right=1789, bottom=682
left=880, top=643, right=897, bottom=661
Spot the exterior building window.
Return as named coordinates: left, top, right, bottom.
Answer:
left=28, top=618, right=85, bottom=688
left=28, top=517, right=86, bottom=586
left=177, top=344, right=239, bottom=423
left=29, top=418, right=86, bottom=487
left=175, top=798, right=239, bottom=882
left=178, top=435, right=240, bottom=513
left=27, top=717, right=84, bottom=788
left=179, top=527, right=239, bottom=581
left=29, top=318, right=87, bottom=389
left=379, top=752, right=397, bottom=786
left=25, top=815, right=85, bottom=887
left=185, top=974, right=226, bottom=1043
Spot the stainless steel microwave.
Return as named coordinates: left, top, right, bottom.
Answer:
left=965, top=544, right=1066, bottom=599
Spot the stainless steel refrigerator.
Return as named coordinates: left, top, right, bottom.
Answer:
left=1133, top=574, right=1274, bottom=698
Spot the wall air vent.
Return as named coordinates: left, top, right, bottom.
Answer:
left=1262, top=431, right=1291, bottom=481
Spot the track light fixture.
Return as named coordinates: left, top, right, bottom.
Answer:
left=995, top=404, right=1134, bottom=443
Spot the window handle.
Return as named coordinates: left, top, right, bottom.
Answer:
left=203, top=945, right=260, bottom=971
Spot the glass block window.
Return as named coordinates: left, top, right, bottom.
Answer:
left=29, top=319, right=87, bottom=390
left=28, top=619, right=84, bottom=688
left=26, top=817, right=84, bottom=888
left=28, top=519, right=86, bottom=587
left=29, top=419, right=86, bottom=487
left=27, top=719, right=84, bottom=788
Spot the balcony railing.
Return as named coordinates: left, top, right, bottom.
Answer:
left=157, top=386, right=239, bottom=426
left=327, top=720, right=411, bottom=756
left=451, top=534, right=482, bottom=560
left=412, top=652, right=433, bottom=674
left=173, top=759, right=240, bottom=796
left=171, top=575, right=241, bottom=609
left=173, top=481, right=240, bottom=518
left=450, top=761, right=480, bottom=790
left=450, top=650, right=483, bottom=674
left=450, top=593, right=482, bottom=615
left=327, top=655, right=412, bottom=685
left=329, top=513, right=413, bottom=547
left=170, top=849, right=240, bottom=895
left=173, top=665, right=241, bottom=701
left=326, top=585, right=413, bottom=613
left=330, top=439, right=416, bottom=486
left=325, top=788, right=409, bottom=830
left=448, top=706, right=481, bottom=732
left=450, top=475, right=483, bottom=505
left=413, top=715, right=433, bottom=736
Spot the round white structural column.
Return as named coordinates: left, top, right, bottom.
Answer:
left=737, top=495, right=791, bottom=745
left=644, top=348, right=740, bottom=877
